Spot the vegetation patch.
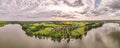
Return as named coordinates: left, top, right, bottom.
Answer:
left=0, top=21, right=8, bottom=27
left=20, top=21, right=104, bottom=42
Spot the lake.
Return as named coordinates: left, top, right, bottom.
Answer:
left=0, top=23, right=120, bottom=48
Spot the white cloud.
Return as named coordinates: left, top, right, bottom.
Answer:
left=87, top=0, right=120, bottom=16
left=0, top=0, right=120, bottom=21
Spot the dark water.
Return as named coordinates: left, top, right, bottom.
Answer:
left=0, top=23, right=120, bottom=48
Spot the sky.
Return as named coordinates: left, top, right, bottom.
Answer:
left=0, top=0, right=120, bottom=21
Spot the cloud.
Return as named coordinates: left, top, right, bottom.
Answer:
left=0, top=0, right=120, bottom=21
left=102, top=0, right=120, bottom=10
left=87, top=0, right=120, bottom=16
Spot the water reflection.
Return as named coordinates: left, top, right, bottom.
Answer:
left=83, top=23, right=120, bottom=48
left=0, top=24, right=82, bottom=48
left=0, top=23, right=120, bottom=48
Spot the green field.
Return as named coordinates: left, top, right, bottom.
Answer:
left=0, top=21, right=8, bottom=27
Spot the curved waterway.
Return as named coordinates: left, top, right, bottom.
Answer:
left=0, top=23, right=120, bottom=48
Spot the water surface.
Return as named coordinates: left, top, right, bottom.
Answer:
left=0, top=23, right=120, bottom=48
